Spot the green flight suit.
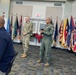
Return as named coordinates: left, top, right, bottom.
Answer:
left=40, top=24, right=54, bottom=63
left=22, top=21, right=33, bottom=54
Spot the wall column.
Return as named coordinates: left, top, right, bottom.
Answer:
left=64, top=1, right=72, bottom=19
left=0, top=0, right=10, bottom=19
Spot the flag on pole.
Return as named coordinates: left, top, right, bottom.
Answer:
left=72, top=24, right=76, bottom=52
left=6, top=17, right=10, bottom=33
left=67, top=16, right=74, bottom=49
left=53, top=17, right=58, bottom=45
left=62, top=19, right=67, bottom=47
left=59, top=20, right=63, bottom=44
left=18, top=15, right=22, bottom=39
left=13, top=16, right=19, bottom=39
left=71, top=16, right=74, bottom=32
left=9, top=15, right=13, bottom=37
left=66, top=18, right=69, bottom=38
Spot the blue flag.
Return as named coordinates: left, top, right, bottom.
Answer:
left=72, top=26, right=76, bottom=52
left=67, top=16, right=74, bottom=48
left=10, top=15, right=13, bottom=37
left=53, top=18, right=58, bottom=44
left=6, top=17, right=10, bottom=33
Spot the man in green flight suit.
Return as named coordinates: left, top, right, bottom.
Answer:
left=21, top=17, right=33, bottom=58
left=37, top=17, right=54, bottom=67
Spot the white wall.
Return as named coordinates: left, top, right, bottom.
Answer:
left=0, top=0, right=73, bottom=20
left=72, top=0, right=76, bottom=18
left=11, top=1, right=65, bottom=19
left=0, top=0, right=10, bottom=18
left=64, top=2, right=72, bottom=19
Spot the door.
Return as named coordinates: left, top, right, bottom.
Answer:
left=29, top=20, right=38, bottom=45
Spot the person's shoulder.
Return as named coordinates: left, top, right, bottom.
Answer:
left=0, top=31, right=11, bottom=40
left=0, top=30, right=7, bottom=35
left=50, top=24, right=54, bottom=27
left=49, top=24, right=54, bottom=30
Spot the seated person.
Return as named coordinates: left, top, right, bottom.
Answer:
left=0, top=16, right=15, bottom=75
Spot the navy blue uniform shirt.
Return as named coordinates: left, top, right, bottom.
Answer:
left=0, top=27, right=15, bottom=73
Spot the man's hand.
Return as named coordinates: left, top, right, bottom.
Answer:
left=40, top=30, right=44, bottom=34
left=23, top=33, right=26, bottom=36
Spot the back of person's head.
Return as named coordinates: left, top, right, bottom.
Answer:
left=0, top=16, right=5, bottom=28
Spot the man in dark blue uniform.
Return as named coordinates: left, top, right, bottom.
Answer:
left=0, top=16, right=15, bottom=75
